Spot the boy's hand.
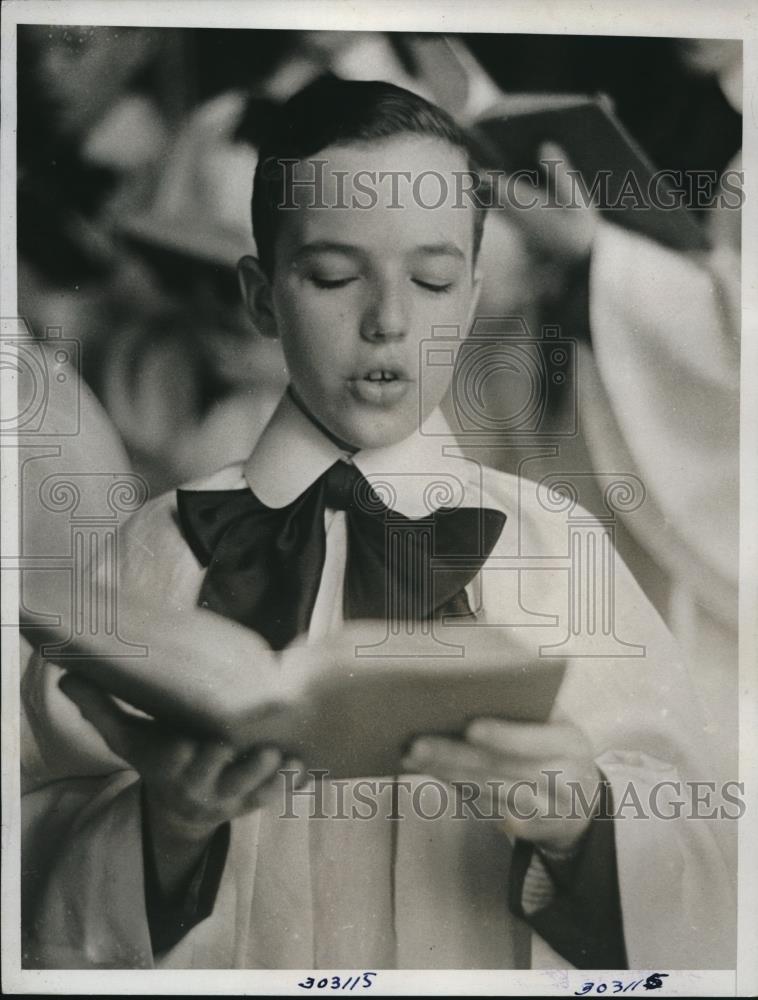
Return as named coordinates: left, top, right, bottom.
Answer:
left=499, top=142, right=599, bottom=267
left=403, top=716, right=600, bottom=854
left=59, top=673, right=303, bottom=845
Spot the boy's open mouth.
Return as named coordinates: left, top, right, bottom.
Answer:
left=348, top=366, right=412, bottom=406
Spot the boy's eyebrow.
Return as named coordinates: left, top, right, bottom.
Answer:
left=412, top=242, right=466, bottom=261
left=291, top=241, right=467, bottom=263
left=291, top=241, right=364, bottom=262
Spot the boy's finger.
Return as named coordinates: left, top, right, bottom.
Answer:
left=289, top=758, right=310, bottom=790
left=248, top=757, right=307, bottom=811
left=217, top=745, right=282, bottom=800
left=58, top=673, right=156, bottom=767
left=183, top=739, right=237, bottom=791
left=465, top=718, right=588, bottom=761
left=402, top=736, right=490, bottom=779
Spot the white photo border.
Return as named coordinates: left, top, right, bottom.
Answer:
left=2, top=1, right=756, bottom=995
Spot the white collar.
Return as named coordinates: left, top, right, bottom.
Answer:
left=243, top=389, right=478, bottom=518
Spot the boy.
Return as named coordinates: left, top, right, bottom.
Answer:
left=22, top=78, right=734, bottom=971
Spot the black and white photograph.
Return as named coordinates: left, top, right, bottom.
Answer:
left=1, top=1, right=756, bottom=995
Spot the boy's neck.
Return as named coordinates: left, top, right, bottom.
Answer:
left=287, top=386, right=359, bottom=456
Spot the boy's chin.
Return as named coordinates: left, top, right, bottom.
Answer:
left=327, top=409, right=422, bottom=453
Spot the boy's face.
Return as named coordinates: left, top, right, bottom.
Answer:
left=242, top=136, right=482, bottom=451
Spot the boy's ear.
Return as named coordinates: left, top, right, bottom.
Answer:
left=237, top=255, right=278, bottom=338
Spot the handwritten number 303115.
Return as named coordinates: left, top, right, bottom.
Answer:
left=575, top=974, right=669, bottom=995
left=298, top=973, right=377, bottom=990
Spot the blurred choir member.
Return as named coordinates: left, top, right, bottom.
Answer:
left=493, top=41, right=741, bottom=784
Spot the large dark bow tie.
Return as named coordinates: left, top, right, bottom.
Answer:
left=177, top=461, right=506, bottom=650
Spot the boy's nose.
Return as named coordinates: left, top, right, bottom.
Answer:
left=360, top=282, right=408, bottom=342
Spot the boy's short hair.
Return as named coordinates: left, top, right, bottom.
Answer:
left=251, top=76, right=490, bottom=278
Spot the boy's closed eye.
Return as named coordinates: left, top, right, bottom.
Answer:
left=309, top=274, right=359, bottom=289
left=307, top=273, right=457, bottom=293
left=413, top=275, right=455, bottom=294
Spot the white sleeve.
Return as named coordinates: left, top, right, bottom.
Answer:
left=20, top=496, right=235, bottom=969
left=585, top=219, right=739, bottom=621
left=23, top=765, right=153, bottom=968
left=479, top=470, right=737, bottom=969
left=552, top=536, right=737, bottom=969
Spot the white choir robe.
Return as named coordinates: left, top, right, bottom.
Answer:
left=21, top=393, right=736, bottom=970
left=584, top=219, right=740, bottom=775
